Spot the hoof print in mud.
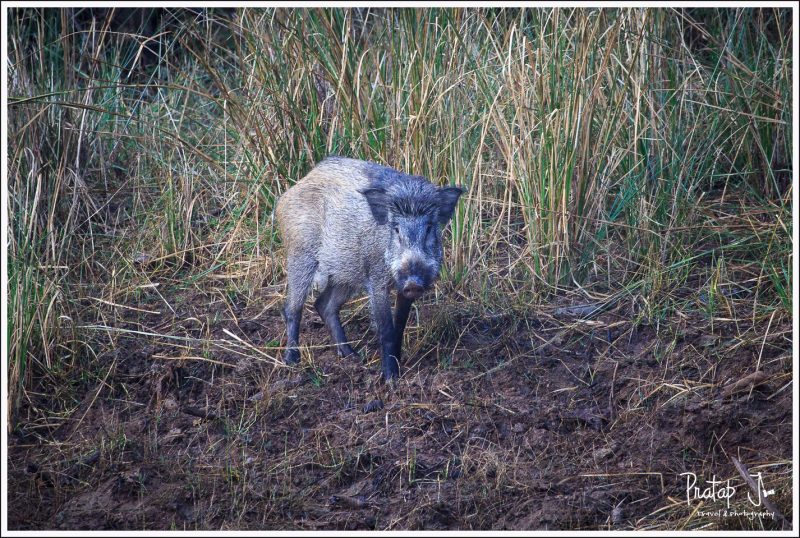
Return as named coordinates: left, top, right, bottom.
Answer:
left=329, top=495, right=369, bottom=510
left=363, top=399, right=384, bottom=414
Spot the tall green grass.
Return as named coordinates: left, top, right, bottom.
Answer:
left=7, top=7, right=792, bottom=423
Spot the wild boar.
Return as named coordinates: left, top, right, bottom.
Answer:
left=275, top=156, right=464, bottom=380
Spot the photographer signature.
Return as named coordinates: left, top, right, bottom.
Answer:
left=680, top=472, right=775, bottom=508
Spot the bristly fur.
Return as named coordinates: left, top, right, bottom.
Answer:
left=359, top=159, right=441, bottom=218
left=390, top=188, right=439, bottom=218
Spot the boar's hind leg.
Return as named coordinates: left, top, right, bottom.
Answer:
left=314, top=284, right=356, bottom=358
left=282, top=254, right=317, bottom=364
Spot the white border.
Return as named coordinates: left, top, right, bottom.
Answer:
left=2, top=1, right=797, bottom=536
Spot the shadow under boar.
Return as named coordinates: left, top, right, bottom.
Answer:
left=275, top=156, right=464, bottom=380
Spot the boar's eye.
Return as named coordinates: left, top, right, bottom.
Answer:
left=392, top=224, right=400, bottom=235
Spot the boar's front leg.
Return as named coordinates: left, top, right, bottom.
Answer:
left=368, top=279, right=399, bottom=380
left=393, top=293, right=414, bottom=365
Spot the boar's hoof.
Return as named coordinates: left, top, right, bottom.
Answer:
left=383, top=375, right=399, bottom=390
left=284, top=348, right=300, bottom=365
left=382, top=365, right=400, bottom=383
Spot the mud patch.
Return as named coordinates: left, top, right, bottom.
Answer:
left=7, top=288, right=793, bottom=530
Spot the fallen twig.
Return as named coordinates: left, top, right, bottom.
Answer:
left=730, top=456, right=788, bottom=530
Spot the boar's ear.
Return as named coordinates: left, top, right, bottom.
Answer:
left=437, top=186, right=465, bottom=224
left=359, top=187, right=390, bottom=225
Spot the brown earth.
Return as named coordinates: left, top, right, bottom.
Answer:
left=7, top=284, right=793, bottom=530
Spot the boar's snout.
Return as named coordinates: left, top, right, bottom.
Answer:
left=402, top=277, right=425, bottom=300
left=395, top=256, right=438, bottom=299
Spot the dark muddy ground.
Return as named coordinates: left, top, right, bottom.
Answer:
left=7, top=284, right=793, bottom=530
